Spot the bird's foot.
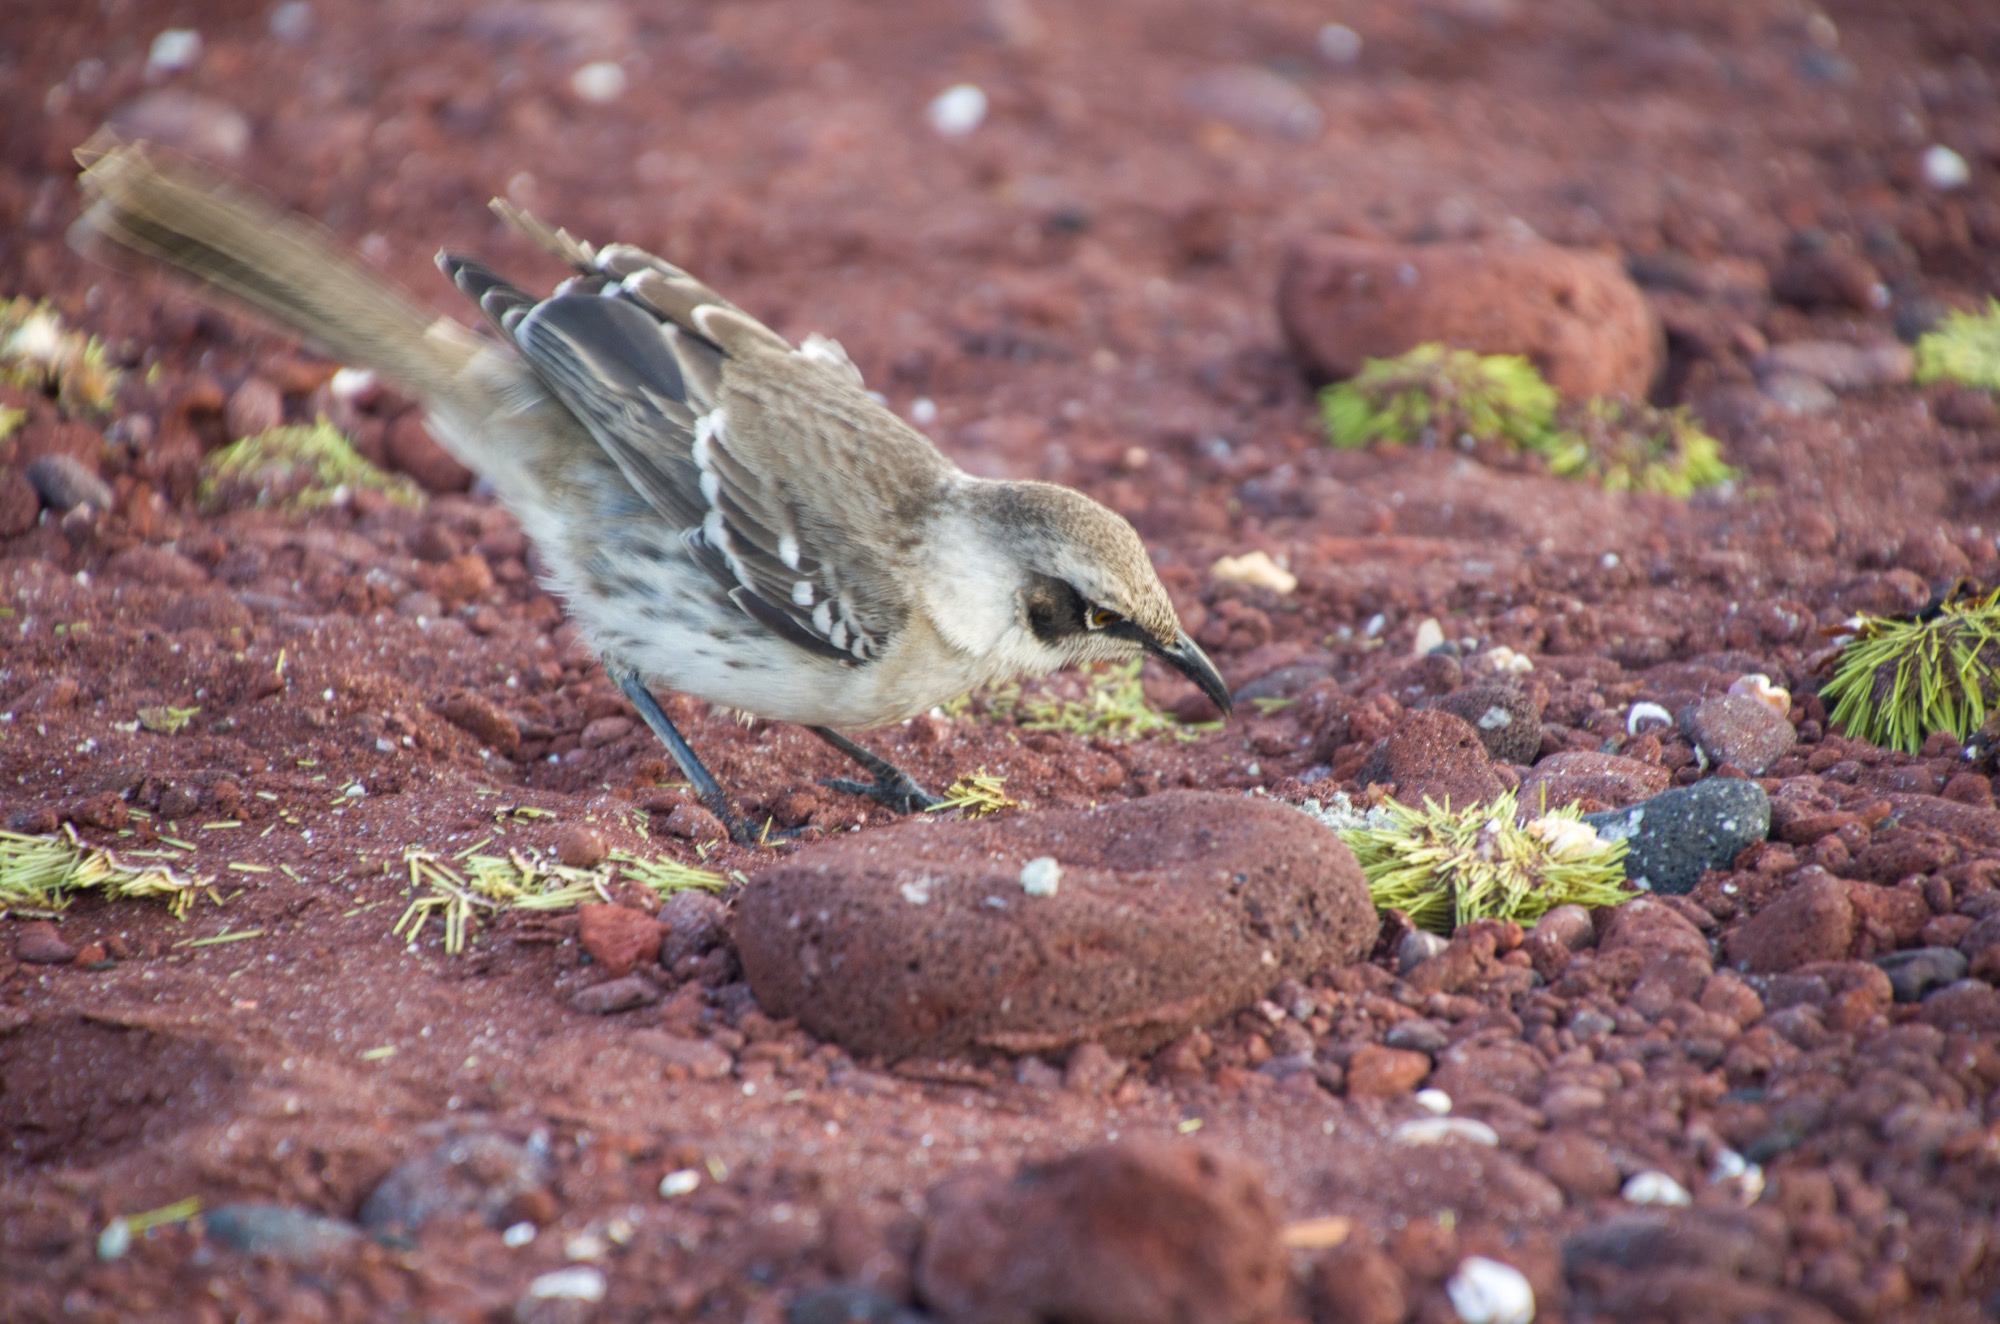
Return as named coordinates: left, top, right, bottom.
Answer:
left=822, top=772, right=945, bottom=816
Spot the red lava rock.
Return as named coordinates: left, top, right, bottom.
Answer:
left=629, top=1030, right=734, bottom=1080
left=225, top=376, right=286, bottom=439
left=1277, top=234, right=1662, bottom=399
left=1599, top=897, right=1712, bottom=964
left=429, top=552, right=495, bottom=605
left=385, top=412, right=474, bottom=493
left=1344, top=1045, right=1431, bottom=1098
left=1680, top=694, right=1797, bottom=775
left=733, top=792, right=1376, bottom=1058
left=1424, top=685, right=1544, bottom=764
left=579, top=715, right=634, bottom=749
left=568, top=974, right=661, bottom=1015
left=1532, top=1131, right=1622, bottom=1199
left=1770, top=244, right=1885, bottom=312
left=555, top=823, right=609, bottom=869
left=658, top=890, right=728, bottom=967
left=1935, top=385, right=2000, bottom=431
left=1519, top=750, right=1670, bottom=810
left=915, top=1141, right=1287, bottom=1324
left=1754, top=340, right=1912, bottom=393
left=434, top=688, right=521, bottom=756
left=107, top=544, right=211, bottom=589
left=1725, top=870, right=1854, bottom=973
left=14, top=921, right=77, bottom=965
left=576, top=903, right=660, bottom=977
left=358, top=1131, right=552, bottom=1236
left=0, top=469, right=39, bottom=536
left=662, top=802, right=728, bottom=844
left=1309, top=1242, right=1409, bottom=1324
left=1357, top=709, right=1506, bottom=810
left=1062, top=1042, right=1127, bottom=1098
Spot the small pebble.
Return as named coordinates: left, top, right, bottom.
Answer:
left=571, top=61, right=628, bottom=103
left=1392, top=1117, right=1499, bottom=1147
left=146, top=28, right=203, bottom=77
left=1210, top=550, right=1296, bottom=595
left=1621, top=1170, right=1692, bottom=1206
left=1447, top=1256, right=1535, bottom=1324
left=503, top=1221, right=537, bottom=1247
left=527, top=1267, right=607, bottom=1303
left=1922, top=144, right=1970, bottom=191
left=24, top=455, right=113, bottom=513
left=203, top=1204, right=361, bottom=1262
left=556, top=823, right=609, bottom=869
left=1759, top=370, right=1837, bottom=415
left=1019, top=856, right=1061, bottom=897
left=927, top=84, right=988, bottom=136
left=1398, top=929, right=1448, bottom=973
left=1413, top=1088, right=1453, bottom=1115
left=659, top=1169, right=701, bottom=1198
left=1316, top=23, right=1362, bottom=65
left=15, top=920, right=77, bottom=965
left=1585, top=778, right=1770, bottom=895
left=269, top=1, right=312, bottom=41
left=1681, top=693, right=1796, bottom=774
left=569, top=975, right=660, bottom=1015
left=910, top=397, right=938, bottom=426
left=1875, top=946, right=1968, bottom=1003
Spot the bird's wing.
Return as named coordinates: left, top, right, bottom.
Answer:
left=439, top=211, right=955, bottom=665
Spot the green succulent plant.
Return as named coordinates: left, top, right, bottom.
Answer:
left=1915, top=299, right=2000, bottom=393
left=1821, top=590, right=2000, bottom=755
left=200, top=418, right=422, bottom=511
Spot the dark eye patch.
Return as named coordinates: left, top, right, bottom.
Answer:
left=1023, top=574, right=1089, bottom=644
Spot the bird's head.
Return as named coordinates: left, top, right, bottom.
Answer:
left=938, top=480, right=1232, bottom=716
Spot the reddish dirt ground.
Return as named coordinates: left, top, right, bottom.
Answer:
left=4, top=1, right=2000, bottom=1321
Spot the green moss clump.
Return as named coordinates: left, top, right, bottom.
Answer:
left=1821, top=590, right=2000, bottom=755
left=1321, top=343, right=1559, bottom=451
left=1317, top=344, right=1735, bottom=498
left=1337, top=791, right=1631, bottom=933
left=1541, top=399, right=1736, bottom=497
left=200, top=418, right=422, bottom=511
left=0, top=297, right=122, bottom=416
left=1915, top=299, right=2000, bottom=392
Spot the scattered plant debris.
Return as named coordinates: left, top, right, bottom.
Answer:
left=0, top=296, right=122, bottom=415
left=1915, top=298, right=2000, bottom=393
left=396, top=845, right=723, bottom=955
left=200, top=418, right=422, bottom=512
left=0, top=827, right=209, bottom=917
left=1821, top=590, right=2000, bottom=754
left=927, top=770, right=1019, bottom=817
left=1337, top=791, right=1630, bottom=932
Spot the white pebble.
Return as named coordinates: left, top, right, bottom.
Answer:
left=1922, top=144, right=1970, bottom=191
left=659, top=1168, right=701, bottom=1198
left=269, top=1, right=313, bottom=41
left=329, top=366, right=378, bottom=404
left=571, top=61, right=628, bottom=104
left=1413, top=1088, right=1454, bottom=1115
left=1210, top=550, right=1297, bottom=595
left=1392, top=1117, right=1498, bottom=1147
left=909, top=396, right=938, bottom=426
left=927, top=83, right=988, bottom=136
left=1622, top=1170, right=1692, bottom=1206
left=564, top=1231, right=609, bottom=1261
left=1412, top=617, right=1446, bottom=655
left=1316, top=23, right=1362, bottom=65
left=501, top=1221, right=536, bottom=1247
left=1019, top=856, right=1061, bottom=897
left=527, top=1267, right=606, bottom=1303
left=96, top=1218, right=131, bottom=1261
left=1626, top=701, right=1673, bottom=735
left=1447, top=1256, right=1536, bottom=1324
left=1479, top=645, right=1534, bottom=675
left=900, top=878, right=932, bottom=905
left=147, top=29, right=203, bottom=78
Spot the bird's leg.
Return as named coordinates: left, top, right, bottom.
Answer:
left=610, top=667, right=771, bottom=847
left=808, top=727, right=944, bottom=815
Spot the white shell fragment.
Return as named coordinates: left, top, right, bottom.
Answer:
left=1727, top=672, right=1791, bottom=718
left=1412, top=617, right=1446, bottom=655
left=1626, top=701, right=1673, bottom=735
left=527, top=1267, right=607, bottom=1303
left=1413, top=1088, right=1454, bottom=1115
left=927, top=83, right=988, bottom=136
left=1210, top=550, right=1297, bottom=595
left=1478, top=645, right=1534, bottom=674
left=1019, top=856, right=1061, bottom=897
left=1622, top=1170, right=1692, bottom=1206
left=1447, top=1256, right=1536, bottom=1324
left=1922, top=144, right=1970, bottom=191
left=659, top=1169, right=701, bottom=1198
left=147, top=29, right=203, bottom=78
left=571, top=61, right=629, bottom=104
left=1393, top=1117, right=1499, bottom=1147
left=1525, top=816, right=1609, bottom=860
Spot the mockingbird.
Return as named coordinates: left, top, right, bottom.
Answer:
left=75, top=139, right=1232, bottom=843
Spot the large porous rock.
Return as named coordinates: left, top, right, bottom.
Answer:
left=733, top=792, right=1374, bottom=1059
left=1277, top=235, right=1663, bottom=400
left=915, top=1141, right=1288, bottom=1324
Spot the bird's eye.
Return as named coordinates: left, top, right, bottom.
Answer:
left=1087, top=606, right=1122, bottom=630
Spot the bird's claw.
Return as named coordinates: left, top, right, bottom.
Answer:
left=821, top=776, right=944, bottom=816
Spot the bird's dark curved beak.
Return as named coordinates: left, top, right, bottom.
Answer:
left=1147, top=629, right=1233, bottom=718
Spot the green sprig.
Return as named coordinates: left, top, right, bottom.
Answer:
left=1821, top=591, right=2000, bottom=754
left=1915, top=299, right=2000, bottom=392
